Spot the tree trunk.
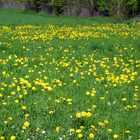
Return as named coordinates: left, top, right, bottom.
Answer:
left=117, top=2, right=120, bottom=17
left=90, top=0, right=94, bottom=17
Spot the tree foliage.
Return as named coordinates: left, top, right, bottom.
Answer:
left=1, top=0, right=139, bottom=18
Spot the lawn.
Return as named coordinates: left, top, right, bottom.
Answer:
left=0, top=9, right=140, bottom=140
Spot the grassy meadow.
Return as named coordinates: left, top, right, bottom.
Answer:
left=0, top=9, right=140, bottom=140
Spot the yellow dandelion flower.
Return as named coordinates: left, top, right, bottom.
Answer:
left=32, top=87, right=36, bottom=90
left=25, top=114, right=29, bottom=117
left=125, top=130, right=130, bottom=134
left=4, top=121, right=8, bottom=124
left=8, top=117, right=12, bottom=120
left=86, top=112, right=92, bottom=117
left=80, top=126, right=85, bottom=129
left=78, top=133, right=83, bottom=138
left=67, top=99, right=72, bottom=102
left=70, top=74, right=73, bottom=77
left=100, top=97, right=104, bottom=100
left=113, top=134, right=118, bottom=138
left=19, top=95, right=23, bottom=98
left=108, top=129, right=112, bottom=132
left=104, top=120, right=108, bottom=123
left=92, top=105, right=96, bottom=108
left=89, top=133, right=94, bottom=138
left=15, top=100, right=19, bottom=103
left=22, top=106, right=26, bottom=110
left=2, top=102, right=6, bottom=105
left=49, top=111, right=54, bottom=114
left=76, top=129, right=81, bottom=133
left=24, top=121, right=30, bottom=127
left=73, top=80, right=76, bottom=83
left=36, top=127, right=40, bottom=131
left=122, top=98, right=127, bottom=101
left=47, top=86, right=52, bottom=91
left=10, top=136, right=16, bottom=140
left=81, top=111, right=86, bottom=117
left=55, top=100, right=60, bottom=104
left=86, top=91, right=90, bottom=95
left=0, top=136, right=5, bottom=140
left=22, top=126, right=27, bottom=130
left=56, top=127, right=59, bottom=132
left=70, top=129, right=75, bottom=132
left=76, top=113, right=81, bottom=118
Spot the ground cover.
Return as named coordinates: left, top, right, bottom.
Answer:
left=0, top=9, right=140, bottom=140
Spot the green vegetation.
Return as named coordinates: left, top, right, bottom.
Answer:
left=17, top=0, right=140, bottom=18
left=1, top=0, right=140, bottom=18
left=0, top=9, right=140, bottom=140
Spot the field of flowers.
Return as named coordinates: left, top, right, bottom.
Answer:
left=0, top=10, right=140, bottom=140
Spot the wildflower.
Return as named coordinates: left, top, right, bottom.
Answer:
left=73, top=80, right=76, bottom=83
left=76, top=113, right=81, bottom=118
left=81, top=111, right=86, bottom=117
left=76, top=129, right=81, bottom=133
left=42, top=130, right=46, bottom=134
left=22, top=106, right=26, bottom=110
left=25, top=114, right=29, bottom=117
left=47, top=86, right=52, bottom=91
left=89, top=133, right=94, bottom=138
left=22, top=126, right=27, bottom=130
left=107, top=102, right=111, bottom=105
left=91, top=93, right=95, bottom=96
left=86, top=91, right=90, bottom=95
left=4, top=121, right=8, bottom=124
left=32, top=87, right=36, bottom=90
left=108, top=129, right=112, bottom=132
left=15, top=100, right=19, bottom=103
left=78, top=134, right=83, bottom=138
left=98, top=122, right=104, bottom=127
left=24, top=121, right=30, bottom=127
left=11, top=91, right=15, bottom=95
left=134, top=94, right=137, bottom=97
left=80, top=126, right=85, bottom=129
left=55, top=100, right=60, bottom=104
left=0, top=136, right=5, bottom=140
left=70, top=74, right=73, bottom=77
left=67, top=99, right=72, bottom=102
left=100, top=97, right=104, bottom=100
left=70, top=129, right=75, bottom=132
left=0, top=93, right=2, bottom=97
left=87, top=109, right=91, bottom=111
left=19, top=95, right=23, bottom=98
left=113, top=134, right=118, bottom=138
left=10, top=136, right=16, bottom=140
left=92, top=105, right=96, bottom=108
left=91, top=125, right=95, bottom=129
left=56, top=127, right=59, bottom=132
left=49, top=111, right=53, bottom=114
left=125, top=130, right=130, bottom=134
left=86, top=112, right=92, bottom=117
left=8, top=117, right=12, bottom=120
left=133, top=105, right=137, bottom=108
left=104, top=120, right=108, bottom=123
left=122, top=98, right=127, bottom=101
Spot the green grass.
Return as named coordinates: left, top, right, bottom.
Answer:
left=0, top=8, right=110, bottom=26
left=0, top=8, right=140, bottom=140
